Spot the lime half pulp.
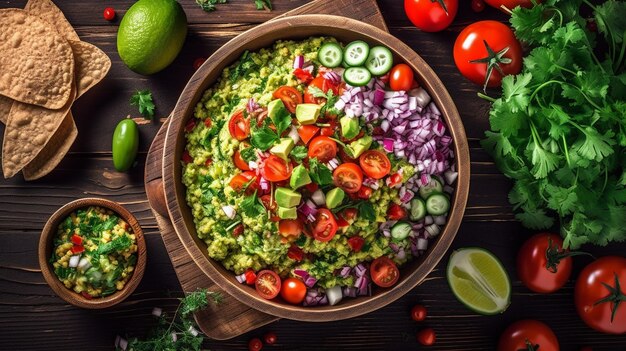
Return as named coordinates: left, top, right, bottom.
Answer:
left=446, top=248, right=511, bottom=315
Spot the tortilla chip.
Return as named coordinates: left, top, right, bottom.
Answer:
left=2, top=87, right=76, bottom=178
left=69, top=41, right=111, bottom=99
left=0, top=9, right=74, bottom=109
left=24, top=0, right=80, bottom=42
left=0, top=95, right=11, bottom=124
left=22, top=112, right=77, bottom=180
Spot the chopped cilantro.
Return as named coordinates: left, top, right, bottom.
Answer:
left=130, top=90, right=155, bottom=120
left=308, top=157, right=334, bottom=185
left=240, top=192, right=265, bottom=217
left=250, top=126, right=279, bottom=151
left=357, top=201, right=376, bottom=221
left=290, top=145, right=308, bottom=162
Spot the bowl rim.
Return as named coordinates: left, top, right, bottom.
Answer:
left=38, top=197, right=147, bottom=309
left=162, top=14, right=470, bottom=321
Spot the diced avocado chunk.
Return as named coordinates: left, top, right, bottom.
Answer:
left=268, top=99, right=288, bottom=120
left=296, top=103, right=322, bottom=125
left=346, top=135, right=373, bottom=158
left=325, top=187, right=345, bottom=209
left=275, top=187, right=302, bottom=208
left=270, top=138, right=294, bottom=160
left=290, top=164, right=312, bottom=189
left=340, top=116, right=360, bottom=139
left=278, top=206, right=298, bottom=219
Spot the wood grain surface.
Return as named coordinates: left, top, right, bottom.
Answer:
left=0, top=0, right=625, bottom=350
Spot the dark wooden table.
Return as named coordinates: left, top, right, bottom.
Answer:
left=1, top=1, right=625, bottom=350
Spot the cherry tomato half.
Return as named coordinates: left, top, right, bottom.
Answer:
left=228, top=110, right=251, bottom=141
left=333, top=163, right=363, bottom=193
left=229, top=171, right=259, bottom=195
left=370, top=256, right=400, bottom=288
left=255, top=270, right=281, bottom=300
left=389, top=64, right=414, bottom=91
left=359, top=150, right=391, bottom=179
left=308, top=136, right=338, bottom=163
left=416, top=328, right=436, bottom=346
left=497, top=320, right=559, bottom=351
left=304, top=76, right=338, bottom=104
left=313, top=209, right=338, bottom=242
left=261, top=155, right=292, bottom=182
left=411, top=304, right=428, bottom=322
left=404, top=0, right=458, bottom=33
left=387, top=203, right=407, bottom=220
left=273, top=86, right=303, bottom=114
left=347, top=236, right=365, bottom=252
left=297, top=125, right=320, bottom=145
left=280, top=278, right=307, bottom=304
left=233, top=150, right=251, bottom=171
left=278, top=219, right=303, bottom=237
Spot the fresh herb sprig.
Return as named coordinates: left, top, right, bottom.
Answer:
left=196, top=0, right=227, bottom=12
left=118, top=289, right=221, bottom=351
left=130, top=90, right=155, bottom=120
left=482, top=0, right=626, bottom=248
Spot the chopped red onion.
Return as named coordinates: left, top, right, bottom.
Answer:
left=389, top=242, right=399, bottom=252
left=293, top=55, right=304, bottom=69
left=417, top=237, right=428, bottom=251
left=420, top=173, right=431, bottom=186
left=246, top=98, right=259, bottom=113
left=355, top=263, right=367, bottom=277
left=434, top=215, right=447, bottom=226
left=409, top=87, right=431, bottom=108
left=396, top=248, right=406, bottom=260
left=259, top=177, right=269, bottom=191
left=382, top=138, right=394, bottom=152
left=152, top=307, right=163, bottom=317
left=304, top=276, right=318, bottom=288
left=294, top=269, right=309, bottom=279
left=323, top=71, right=341, bottom=85
left=69, top=255, right=80, bottom=268
left=326, top=285, right=343, bottom=306
left=424, top=215, right=434, bottom=225
left=311, top=189, right=326, bottom=207
left=302, top=65, right=314, bottom=73
left=373, top=89, right=386, bottom=106
left=443, top=185, right=454, bottom=194
left=425, top=224, right=441, bottom=237
left=287, top=126, right=300, bottom=144
left=343, top=286, right=357, bottom=298
left=222, top=205, right=236, bottom=219
left=400, top=188, right=414, bottom=203
left=444, top=170, right=458, bottom=185
left=235, top=273, right=246, bottom=284
left=339, top=266, right=351, bottom=278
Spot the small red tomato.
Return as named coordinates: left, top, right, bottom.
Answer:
left=471, top=0, right=486, bottom=12
left=232, top=224, right=244, bottom=237
left=248, top=337, right=263, bottom=351
left=193, top=57, right=206, bottom=70
left=417, top=328, right=436, bottom=346
left=182, top=150, right=193, bottom=164
left=389, top=64, right=414, bottom=91
left=103, top=7, right=116, bottom=21
left=411, top=304, right=428, bottom=322
left=263, top=332, right=277, bottom=345
left=81, top=291, right=93, bottom=299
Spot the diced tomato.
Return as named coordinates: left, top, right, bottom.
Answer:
left=260, top=194, right=277, bottom=212
left=279, top=219, right=303, bottom=237
left=232, top=224, right=244, bottom=237
left=304, top=76, right=339, bottom=104
left=287, top=245, right=305, bottom=261
left=313, top=209, right=338, bottom=242
left=205, top=158, right=213, bottom=167
left=71, top=234, right=83, bottom=245
left=81, top=291, right=93, bottom=299
left=387, top=203, right=407, bottom=221
left=297, top=125, right=320, bottom=145
left=293, top=68, right=314, bottom=84
left=229, top=171, right=259, bottom=195
left=357, top=186, right=372, bottom=199
left=228, top=110, right=251, bottom=141
left=233, top=150, right=251, bottom=171
left=71, top=245, right=85, bottom=254
left=347, top=236, right=365, bottom=252
left=372, top=126, right=384, bottom=135
left=387, top=173, right=403, bottom=187
left=261, top=155, right=292, bottom=182
left=245, top=268, right=257, bottom=285
left=185, top=118, right=197, bottom=133
left=342, top=208, right=358, bottom=222
left=273, top=86, right=303, bottom=114
left=303, top=182, right=319, bottom=194
left=182, top=150, right=193, bottom=164
left=336, top=215, right=350, bottom=228
left=204, top=117, right=212, bottom=128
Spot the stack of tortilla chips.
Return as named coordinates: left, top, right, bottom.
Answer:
left=0, top=0, right=111, bottom=180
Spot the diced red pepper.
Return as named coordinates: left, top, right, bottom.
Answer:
left=347, top=236, right=365, bottom=252
left=293, top=68, right=314, bottom=84
left=287, top=245, right=304, bottom=261
left=71, top=234, right=83, bottom=245
left=244, top=268, right=257, bottom=285
left=185, top=118, right=197, bottom=133
left=71, top=245, right=85, bottom=254
left=232, top=224, right=244, bottom=237
left=204, top=117, right=212, bottom=128
left=81, top=291, right=93, bottom=299
left=182, top=150, right=193, bottom=164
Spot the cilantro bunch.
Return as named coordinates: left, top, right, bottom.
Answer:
left=482, top=0, right=626, bottom=248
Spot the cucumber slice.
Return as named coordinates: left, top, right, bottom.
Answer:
left=343, top=67, right=372, bottom=87
left=343, top=40, right=370, bottom=67
left=318, top=42, right=343, bottom=68
left=391, top=221, right=412, bottom=240
left=409, top=197, right=426, bottom=221
left=365, top=46, right=394, bottom=76
left=425, top=193, right=450, bottom=215
left=418, top=178, right=443, bottom=199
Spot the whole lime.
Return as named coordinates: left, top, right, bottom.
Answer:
left=117, top=0, right=188, bottom=75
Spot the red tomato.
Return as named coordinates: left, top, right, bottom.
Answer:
left=338, top=146, right=357, bottom=163
left=320, top=120, right=338, bottom=137
left=387, top=173, right=403, bottom=188
left=453, top=21, right=522, bottom=89
left=205, top=158, right=213, bottom=167
left=389, top=64, right=414, bottom=91
left=471, top=0, right=486, bottom=12
left=336, top=215, right=350, bottom=228
left=297, top=125, right=320, bottom=145
left=517, top=233, right=579, bottom=293
left=245, top=268, right=257, bottom=285
left=182, top=150, right=193, bottom=164
left=229, top=171, right=259, bottom=195
left=497, top=320, right=559, bottom=351
left=81, top=291, right=93, bottom=299
left=313, top=209, right=338, bottom=242
left=303, top=182, right=319, bottom=194
left=416, top=328, right=436, bottom=346
left=411, top=304, right=427, bottom=322
left=71, top=234, right=83, bottom=245
left=287, top=245, right=304, bottom=261
left=184, top=118, right=197, bottom=133
left=304, top=76, right=338, bottom=104
left=370, top=256, right=400, bottom=288
left=273, top=86, right=303, bottom=114
left=404, top=0, right=458, bottom=32
left=293, top=68, right=314, bottom=84
left=71, top=245, right=85, bottom=254
left=280, top=278, right=307, bottom=304
left=359, top=150, right=391, bottom=179
left=342, top=208, right=358, bottom=222
left=232, top=224, right=244, bottom=237
left=103, top=7, right=116, bottom=21
left=248, top=337, right=263, bottom=351
left=255, top=270, right=281, bottom=300
left=357, top=186, right=372, bottom=199
left=204, top=117, right=212, bottom=128
left=347, top=236, right=365, bottom=252
left=193, top=57, right=206, bottom=70
left=263, top=332, right=277, bottom=345
left=233, top=150, right=251, bottom=171
left=575, top=256, right=626, bottom=334
left=333, top=163, right=363, bottom=193
left=387, top=203, right=407, bottom=220
left=261, top=155, right=292, bottom=182
left=260, top=194, right=277, bottom=212
left=228, top=110, right=250, bottom=141
left=484, top=0, right=539, bottom=13
left=308, top=136, right=337, bottom=163
left=278, top=219, right=303, bottom=237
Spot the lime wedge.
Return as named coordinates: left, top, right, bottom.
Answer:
left=446, top=248, right=511, bottom=315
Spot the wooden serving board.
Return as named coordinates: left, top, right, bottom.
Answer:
left=144, top=0, right=388, bottom=340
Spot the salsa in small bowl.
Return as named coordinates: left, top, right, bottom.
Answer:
left=39, top=198, right=146, bottom=309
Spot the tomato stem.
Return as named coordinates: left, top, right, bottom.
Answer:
left=517, top=339, right=539, bottom=351
left=432, top=0, right=449, bottom=15
left=593, top=272, right=626, bottom=323
left=544, top=236, right=594, bottom=273
left=469, top=40, right=513, bottom=92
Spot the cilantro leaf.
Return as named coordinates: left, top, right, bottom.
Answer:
left=290, top=145, right=308, bottom=162
left=130, top=90, right=155, bottom=120
left=230, top=50, right=257, bottom=83
left=271, top=102, right=292, bottom=136
left=574, top=127, right=615, bottom=162
left=501, top=73, right=532, bottom=113
left=196, top=0, right=227, bottom=11
left=253, top=0, right=272, bottom=10
left=240, top=192, right=265, bottom=217
left=250, top=126, right=279, bottom=151
left=308, top=158, right=333, bottom=185
left=528, top=141, right=561, bottom=179
left=95, top=235, right=132, bottom=257
left=357, top=201, right=376, bottom=221
left=240, top=147, right=257, bottom=163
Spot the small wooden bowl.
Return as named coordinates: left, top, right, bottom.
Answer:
left=38, top=198, right=147, bottom=309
